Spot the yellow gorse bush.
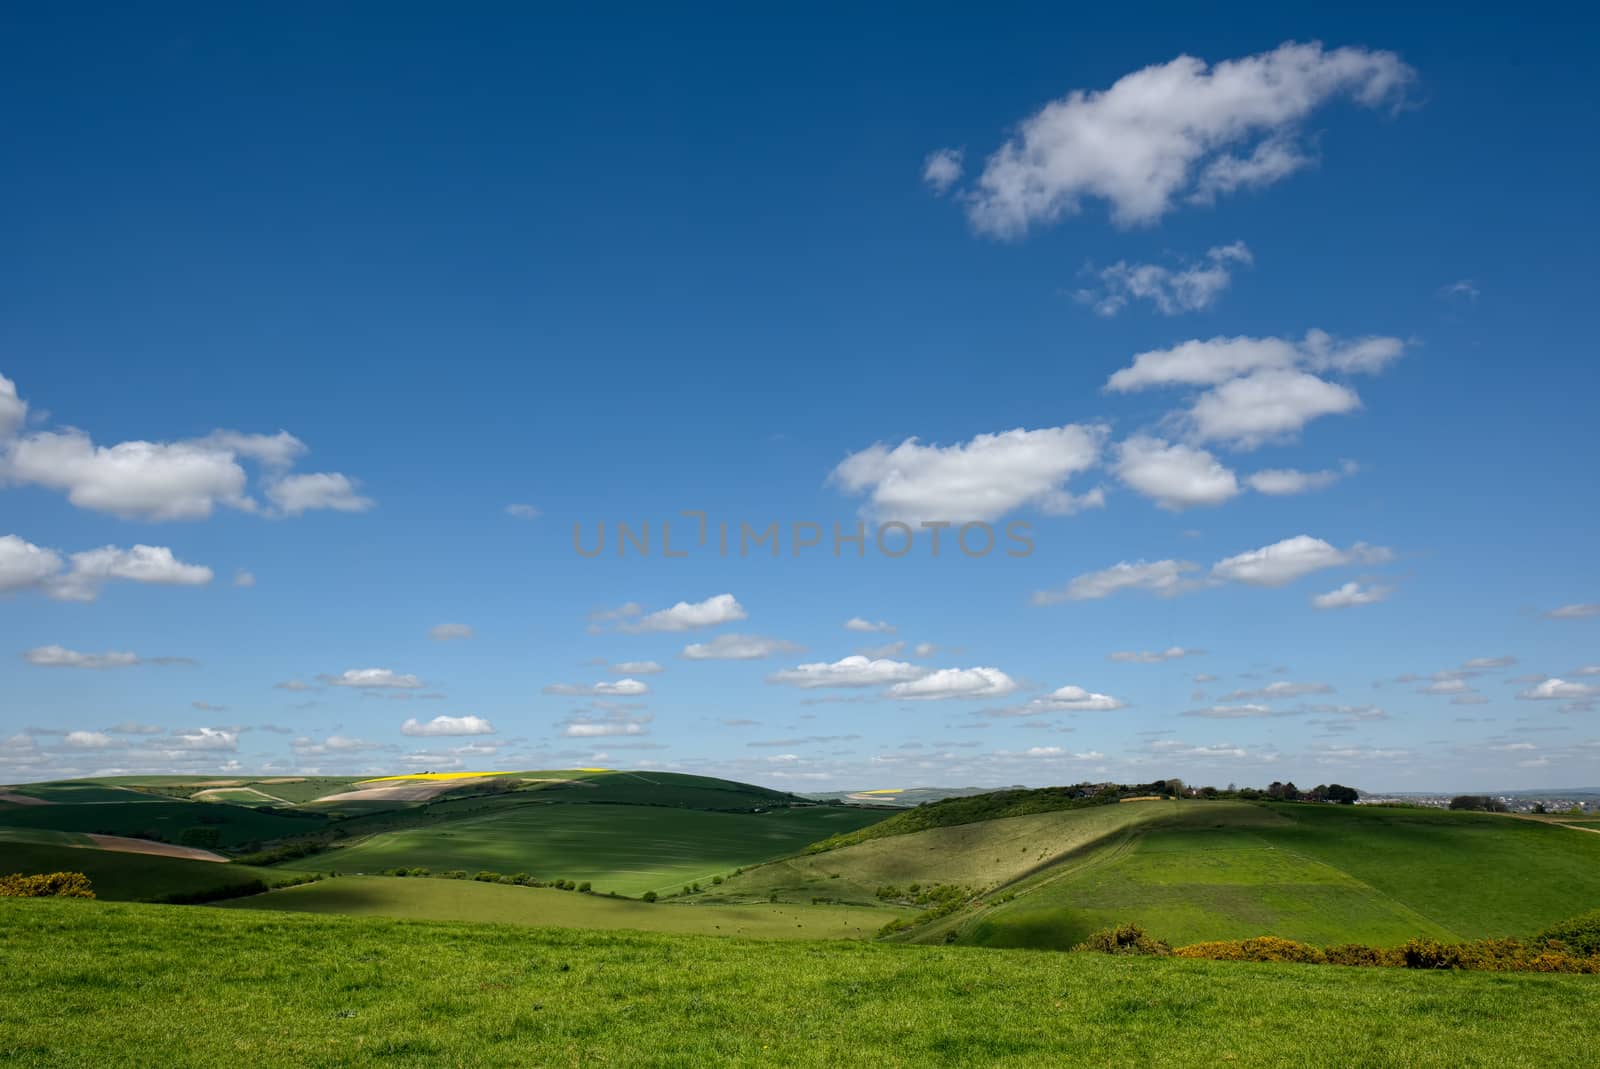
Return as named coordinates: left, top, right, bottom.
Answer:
left=0, top=872, right=95, bottom=898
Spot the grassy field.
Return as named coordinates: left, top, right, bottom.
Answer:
left=276, top=804, right=883, bottom=894
left=0, top=798, right=323, bottom=847
left=0, top=843, right=294, bottom=902
left=716, top=801, right=1173, bottom=905
left=222, top=875, right=902, bottom=939
left=2, top=898, right=1597, bottom=1068
left=914, top=801, right=1600, bottom=948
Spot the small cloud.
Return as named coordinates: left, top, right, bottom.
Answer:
left=844, top=617, right=895, bottom=634
left=400, top=715, right=496, bottom=737
left=429, top=623, right=474, bottom=642
left=233, top=570, right=256, bottom=588
left=505, top=503, right=540, bottom=520
left=922, top=148, right=963, bottom=195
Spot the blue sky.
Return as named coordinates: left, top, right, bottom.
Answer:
left=3, top=5, right=1597, bottom=791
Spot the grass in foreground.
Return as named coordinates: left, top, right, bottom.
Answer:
left=221, top=874, right=899, bottom=938
left=2, top=898, right=1597, bottom=1068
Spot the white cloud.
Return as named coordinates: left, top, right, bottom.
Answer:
left=1106, top=335, right=1300, bottom=392
left=292, top=734, right=386, bottom=756
left=429, top=623, right=474, bottom=642
left=768, top=656, right=928, bottom=689
left=844, top=617, right=895, bottom=633
left=543, top=678, right=651, bottom=697
left=1311, top=581, right=1391, bottom=610
left=0, top=373, right=27, bottom=438
left=1078, top=242, right=1252, bottom=316
left=1222, top=681, right=1332, bottom=700
left=956, top=42, right=1414, bottom=235
left=1421, top=679, right=1471, bottom=695
left=683, top=634, right=802, bottom=661
left=1027, top=685, right=1128, bottom=713
left=1442, top=279, right=1479, bottom=301
left=1183, top=704, right=1274, bottom=719
left=171, top=727, right=238, bottom=751
left=0, top=535, right=64, bottom=594
left=1188, top=368, right=1361, bottom=448
left=326, top=668, right=425, bottom=690
left=0, top=536, right=213, bottom=602
left=885, top=667, right=1018, bottom=701
left=610, top=660, right=665, bottom=675
left=1108, top=646, right=1203, bottom=663
left=620, top=593, right=746, bottom=633
left=560, top=711, right=651, bottom=738
left=233, top=570, right=256, bottom=587
left=1546, top=603, right=1600, bottom=620
left=1248, top=463, right=1355, bottom=495
left=1519, top=679, right=1599, bottom=701
left=0, top=373, right=371, bottom=522
left=4, top=430, right=252, bottom=520
left=265, top=473, right=374, bottom=516
left=831, top=424, right=1105, bottom=522
left=64, top=730, right=119, bottom=749
left=401, top=715, right=496, bottom=737
left=505, top=503, right=540, bottom=520
left=24, top=645, right=141, bottom=670
left=1033, top=559, right=1199, bottom=604
left=1462, top=656, right=1516, bottom=670
left=1211, top=535, right=1389, bottom=587
left=922, top=148, right=963, bottom=194
left=1113, top=436, right=1239, bottom=510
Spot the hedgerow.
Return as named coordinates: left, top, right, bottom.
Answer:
left=0, top=872, right=95, bottom=898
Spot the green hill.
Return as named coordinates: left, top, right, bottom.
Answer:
left=274, top=803, right=882, bottom=894
left=2, top=898, right=1595, bottom=1068
left=0, top=842, right=300, bottom=903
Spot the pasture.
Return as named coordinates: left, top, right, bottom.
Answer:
left=0, top=843, right=295, bottom=903
left=221, top=875, right=901, bottom=939
left=274, top=803, right=883, bottom=894
left=2, top=898, right=1597, bottom=1068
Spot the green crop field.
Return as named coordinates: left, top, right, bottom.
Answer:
left=2, top=899, right=1597, bottom=1068
left=221, top=874, right=902, bottom=939
left=0, top=798, right=324, bottom=847
left=0, top=843, right=296, bottom=903
left=275, top=803, right=884, bottom=894
left=905, top=801, right=1600, bottom=949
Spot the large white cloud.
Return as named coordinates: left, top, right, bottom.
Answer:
left=952, top=42, right=1414, bottom=235
left=682, top=634, right=802, bottom=661
left=0, top=372, right=371, bottom=520
left=1113, top=436, right=1239, bottom=510
left=767, top=656, right=927, bottom=689
left=1033, top=559, right=1199, bottom=604
left=1211, top=535, right=1389, bottom=587
left=401, top=715, right=496, bottom=737
left=1107, top=330, right=1404, bottom=393
left=831, top=424, right=1105, bottom=522
left=620, top=593, right=746, bottom=633
left=885, top=667, right=1018, bottom=701
left=0, top=536, right=213, bottom=602
left=1188, top=369, right=1361, bottom=448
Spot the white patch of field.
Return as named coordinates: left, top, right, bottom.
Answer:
left=311, top=777, right=498, bottom=804
left=83, top=834, right=228, bottom=863
left=191, top=787, right=286, bottom=805
left=0, top=791, right=54, bottom=806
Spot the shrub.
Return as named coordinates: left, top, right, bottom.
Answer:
left=1325, top=943, right=1403, bottom=968
left=1077, top=924, right=1170, bottom=957
left=1534, top=909, right=1600, bottom=957
left=577, top=882, right=592, bottom=894
left=1175, top=937, right=1325, bottom=964
left=473, top=871, right=499, bottom=883
left=0, top=872, right=95, bottom=898
left=641, top=891, right=657, bottom=902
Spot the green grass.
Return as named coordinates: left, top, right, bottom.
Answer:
left=720, top=801, right=1172, bottom=905
left=0, top=843, right=292, bottom=903
left=2, top=898, right=1597, bottom=1067
left=931, top=801, right=1600, bottom=949
left=221, top=875, right=901, bottom=939
left=804, top=784, right=1146, bottom=852
left=1, top=783, right=168, bottom=804
left=0, top=798, right=324, bottom=847
left=276, top=804, right=883, bottom=894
